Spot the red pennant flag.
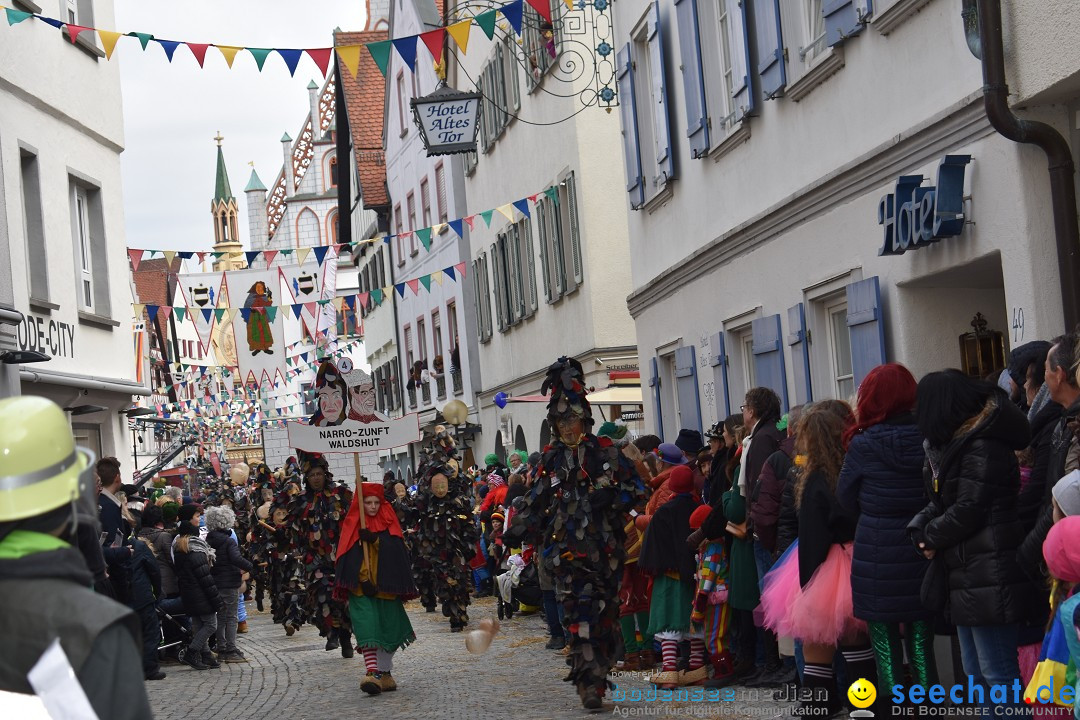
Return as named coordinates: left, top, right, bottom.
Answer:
left=159, top=306, right=173, bottom=321
left=464, top=216, right=476, bottom=230
left=420, top=29, right=446, bottom=61
left=357, top=292, right=370, bottom=307
left=186, top=43, right=210, bottom=67
left=455, top=261, right=467, bottom=278
left=65, top=24, right=90, bottom=44
left=526, top=0, right=553, bottom=21
left=305, top=48, right=333, bottom=76
left=406, top=278, right=421, bottom=295
left=128, top=249, right=144, bottom=272
left=529, top=193, right=540, bottom=204
left=304, top=302, right=317, bottom=316
left=263, top=250, right=278, bottom=266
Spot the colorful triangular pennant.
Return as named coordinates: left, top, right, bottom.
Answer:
left=475, top=9, right=498, bottom=40
left=447, top=20, right=472, bottom=55
left=336, top=45, right=362, bottom=78
left=366, top=40, right=392, bottom=77
left=392, top=36, right=418, bottom=70
left=276, top=48, right=303, bottom=76
left=499, top=0, right=525, bottom=35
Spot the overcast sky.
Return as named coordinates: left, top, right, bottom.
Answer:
left=116, top=1, right=369, bottom=253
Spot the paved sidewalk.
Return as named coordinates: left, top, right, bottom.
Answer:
left=148, top=596, right=791, bottom=719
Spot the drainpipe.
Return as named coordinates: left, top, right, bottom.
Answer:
left=964, top=0, right=1080, bottom=329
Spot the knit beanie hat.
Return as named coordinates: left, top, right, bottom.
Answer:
left=669, top=465, right=694, bottom=494
left=178, top=504, right=201, bottom=525
left=160, top=501, right=180, bottom=524
left=1053, top=470, right=1080, bottom=519
left=1045, top=516, right=1080, bottom=583
left=484, top=453, right=499, bottom=468
left=491, top=511, right=505, bottom=524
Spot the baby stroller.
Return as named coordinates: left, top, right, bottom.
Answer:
left=158, top=605, right=193, bottom=663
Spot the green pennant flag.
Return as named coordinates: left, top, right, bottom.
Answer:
left=419, top=275, right=432, bottom=292
left=128, top=31, right=154, bottom=50
left=266, top=306, right=278, bottom=323
left=416, top=227, right=432, bottom=251
left=480, top=209, right=494, bottom=227
left=248, top=48, right=273, bottom=71
left=544, top=186, right=559, bottom=204
left=174, top=307, right=186, bottom=323
left=476, top=9, right=498, bottom=39
left=279, top=248, right=293, bottom=255
left=213, top=252, right=225, bottom=259
left=5, top=8, right=32, bottom=25
left=371, top=288, right=384, bottom=306
left=214, top=308, right=226, bottom=322
left=366, top=40, right=392, bottom=77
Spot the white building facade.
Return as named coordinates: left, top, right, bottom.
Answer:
left=452, top=0, right=641, bottom=459
left=384, top=0, right=482, bottom=472
left=611, top=0, right=1080, bottom=437
left=0, top=2, right=147, bottom=480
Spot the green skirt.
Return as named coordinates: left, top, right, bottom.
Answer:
left=349, top=594, right=416, bottom=652
left=646, top=574, right=695, bottom=636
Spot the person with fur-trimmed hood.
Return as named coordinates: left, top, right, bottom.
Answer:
left=401, top=450, right=478, bottom=631
left=504, top=356, right=646, bottom=710
left=290, top=452, right=354, bottom=656
left=205, top=505, right=253, bottom=663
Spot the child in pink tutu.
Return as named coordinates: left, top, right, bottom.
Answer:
left=764, top=405, right=877, bottom=717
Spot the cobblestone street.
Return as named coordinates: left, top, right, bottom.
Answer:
left=149, top=597, right=792, bottom=719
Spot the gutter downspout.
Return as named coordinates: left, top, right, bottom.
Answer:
left=969, top=0, right=1080, bottom=329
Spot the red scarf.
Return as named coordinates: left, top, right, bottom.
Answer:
left=336, top=483, right=403, bottom=561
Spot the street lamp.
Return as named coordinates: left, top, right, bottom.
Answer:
left=411, top=84, right=483, bottom=157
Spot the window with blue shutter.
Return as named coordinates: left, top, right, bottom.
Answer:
left=616, top=44, right=645, bottom=209
left=647, top=2, right=675, bottom=185
left=846, top=276, right=886, bottom=390
left=650, top=357, right=665, bottom=438
left=787, top=303, right=813, bottom=406
left=710, top=331, right=731, bottom=417
left=824, top=0, right=870, bottom=47
left=752, top=314, right=789, bottom=412
left=730, top=0, right=755, bottom=120
left=674, top=346, right=703, bottom=434
left=674, top=0, right=709, bottom=158
left=753, top=0, right=786, bottom=99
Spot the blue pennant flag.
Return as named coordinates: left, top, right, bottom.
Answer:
left=178, top=251, right=195, bottom=260
left=276, top=48, right=303, bottom=76
left=449, top=219, right=464, bottom=238
left=245, top=251, right=260, bottom=266
left=202, top=308, right=213, bottom=322
left=157, top=39, right=182, bottom=61
left=445, top=266, right=457, bottom=281
left=292, top=304, right=303, bottom=319
left=312, top=246, right=330, bottom=265
left=38, top=16, right=64, bottom=29
left=239, top=308, right=252, bottom=322
left=513, top=199, right=531, bottom=219
left=395, top=283, right=406, bottom=298
left=146, top=305, right=159, bottom=321
left=344, top=295, right=356, bottom=310
left=383, top=235, right=392, bottom=244
left=392, top=36, right=418, bottom=70
left=500, top=0, right=524, bottom=35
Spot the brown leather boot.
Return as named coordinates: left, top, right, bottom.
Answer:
left=621, top=652, right=641, bottom=671
left=639, top=649, right=657, bottom=669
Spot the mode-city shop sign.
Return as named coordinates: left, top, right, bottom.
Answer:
left=878, top=155, right=971, bottom=256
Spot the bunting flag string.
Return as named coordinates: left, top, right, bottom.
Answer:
left=127, top=184, right=560, bottom=271
left=0, top=0, right=542, bottom=78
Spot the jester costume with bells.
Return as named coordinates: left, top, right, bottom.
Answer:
left=504, top=357, right=645, bottom=710
left=401, top=450, right=477, bottom=631
left=335, top=482, right=417, bottom=695
left=289, top=453, right=353, bottom=655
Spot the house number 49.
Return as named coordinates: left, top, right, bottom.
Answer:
left=1012, top=307, right=1025, bottom=343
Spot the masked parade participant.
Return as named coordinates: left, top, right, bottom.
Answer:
left=291, top=453, right=353, bottom=656
left=248, top=477, right=276, bottom=613
left=504, top=357, right=646, bottom=710
left=0, top=396, right=153, bottom=719
left=269, top=474, right=307, bottom=635
left=335, top=482, right=418, bottom=694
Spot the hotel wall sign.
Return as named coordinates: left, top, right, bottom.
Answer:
left=878, top=155, right=971, bottom=256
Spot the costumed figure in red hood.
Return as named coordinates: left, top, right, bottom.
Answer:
left=503, top=357, right=646, bottom=710
left=335, top=482, right=418, bottom=695
left=399, top=445, right=477, bottom=632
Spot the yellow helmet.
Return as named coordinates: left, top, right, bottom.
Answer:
left=0, top=396, right=92, bottom=522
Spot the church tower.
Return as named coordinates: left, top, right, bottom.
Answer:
left=211, top=133, right=244, bottom=271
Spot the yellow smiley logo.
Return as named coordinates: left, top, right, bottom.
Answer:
left=848, top=678, right=877, bottom=709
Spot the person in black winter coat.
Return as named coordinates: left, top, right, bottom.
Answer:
left=751, top=406, right=802, bottom=559
left=129, top=532, right=164, bottom=680
left=836, top=363, right=935, bottom=692
left=206, top=506, right=253, bottom=663
left=173, top=505, right=223, bottom=671
left=908, top=372, right=1033, bottom=705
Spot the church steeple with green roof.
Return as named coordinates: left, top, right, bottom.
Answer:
left=214, top=131, right=235, bottom=202
left=210, top=132, right=242, bottom=270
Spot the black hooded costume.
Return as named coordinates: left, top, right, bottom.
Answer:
left=504, top=357, right=645, bottom=709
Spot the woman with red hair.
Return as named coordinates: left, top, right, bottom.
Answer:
left=836, top=363, right=937, bottom=692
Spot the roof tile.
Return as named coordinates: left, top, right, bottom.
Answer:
left=335, top=30, right=390, bottom=210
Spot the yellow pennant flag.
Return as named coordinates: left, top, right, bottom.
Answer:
left=98, top=30, right=122, bottom=60
left=447, top=21, right=471, bottom=55
left=432, top=222, right=446, bottom=235
left=163, top=250, right=176, bottom=266
left=431, top=270, right=444, bottom=286
left=496, top=204, right=515, bottom=222
left=563, top=0, right=573, bottom=9
left=216, top=45, right=242, bottom=69
left=296, top=247, right=312, bottom=266
left=333, top=296, right=345, bottom=311
left=133, top=303, right=146, bottom=317
left=335, top=45, right=362, bottom=78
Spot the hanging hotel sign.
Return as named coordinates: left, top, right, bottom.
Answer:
left=411, top=84, right=482, bottom=156
left=878, top=155, right=971, bottom=256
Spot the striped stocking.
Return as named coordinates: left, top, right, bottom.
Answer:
left=689, top=638, right=706, bottom=670
left=362, top=647, right=378, bottom=673
left=661, top=638, right=679, bottom=672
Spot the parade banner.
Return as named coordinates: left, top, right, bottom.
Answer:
left=277, top=257, right=337, bottom=353
left=286, top=358, right=420, bottom=453
left=178, top=271, right=227, bottom=356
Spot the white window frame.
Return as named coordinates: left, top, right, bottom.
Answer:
left=824, top=295, right=855, bottom=402
left=629, top=16, right=666, bottom=202
left=804, top=270, right=861, bottom=402
left=65, top=0, right=77, bottom=24
left=434, top=161, right=448, bottom=225
left=417, top=316, right=428, bottom=362
left=432, top=309, right=443, bottom=361
left=406, top=192, right=417, bottom=256
left=697, top=0, right=748, bottom=148
left=523, top=0, right=558, bottom=91
left=780, top=0, right=841, bottom=95
left=72, top=185, right=93, bottom=311
left=420, top=177, right=432, bottom=229
left=397, top=71, right=408, bottom=138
